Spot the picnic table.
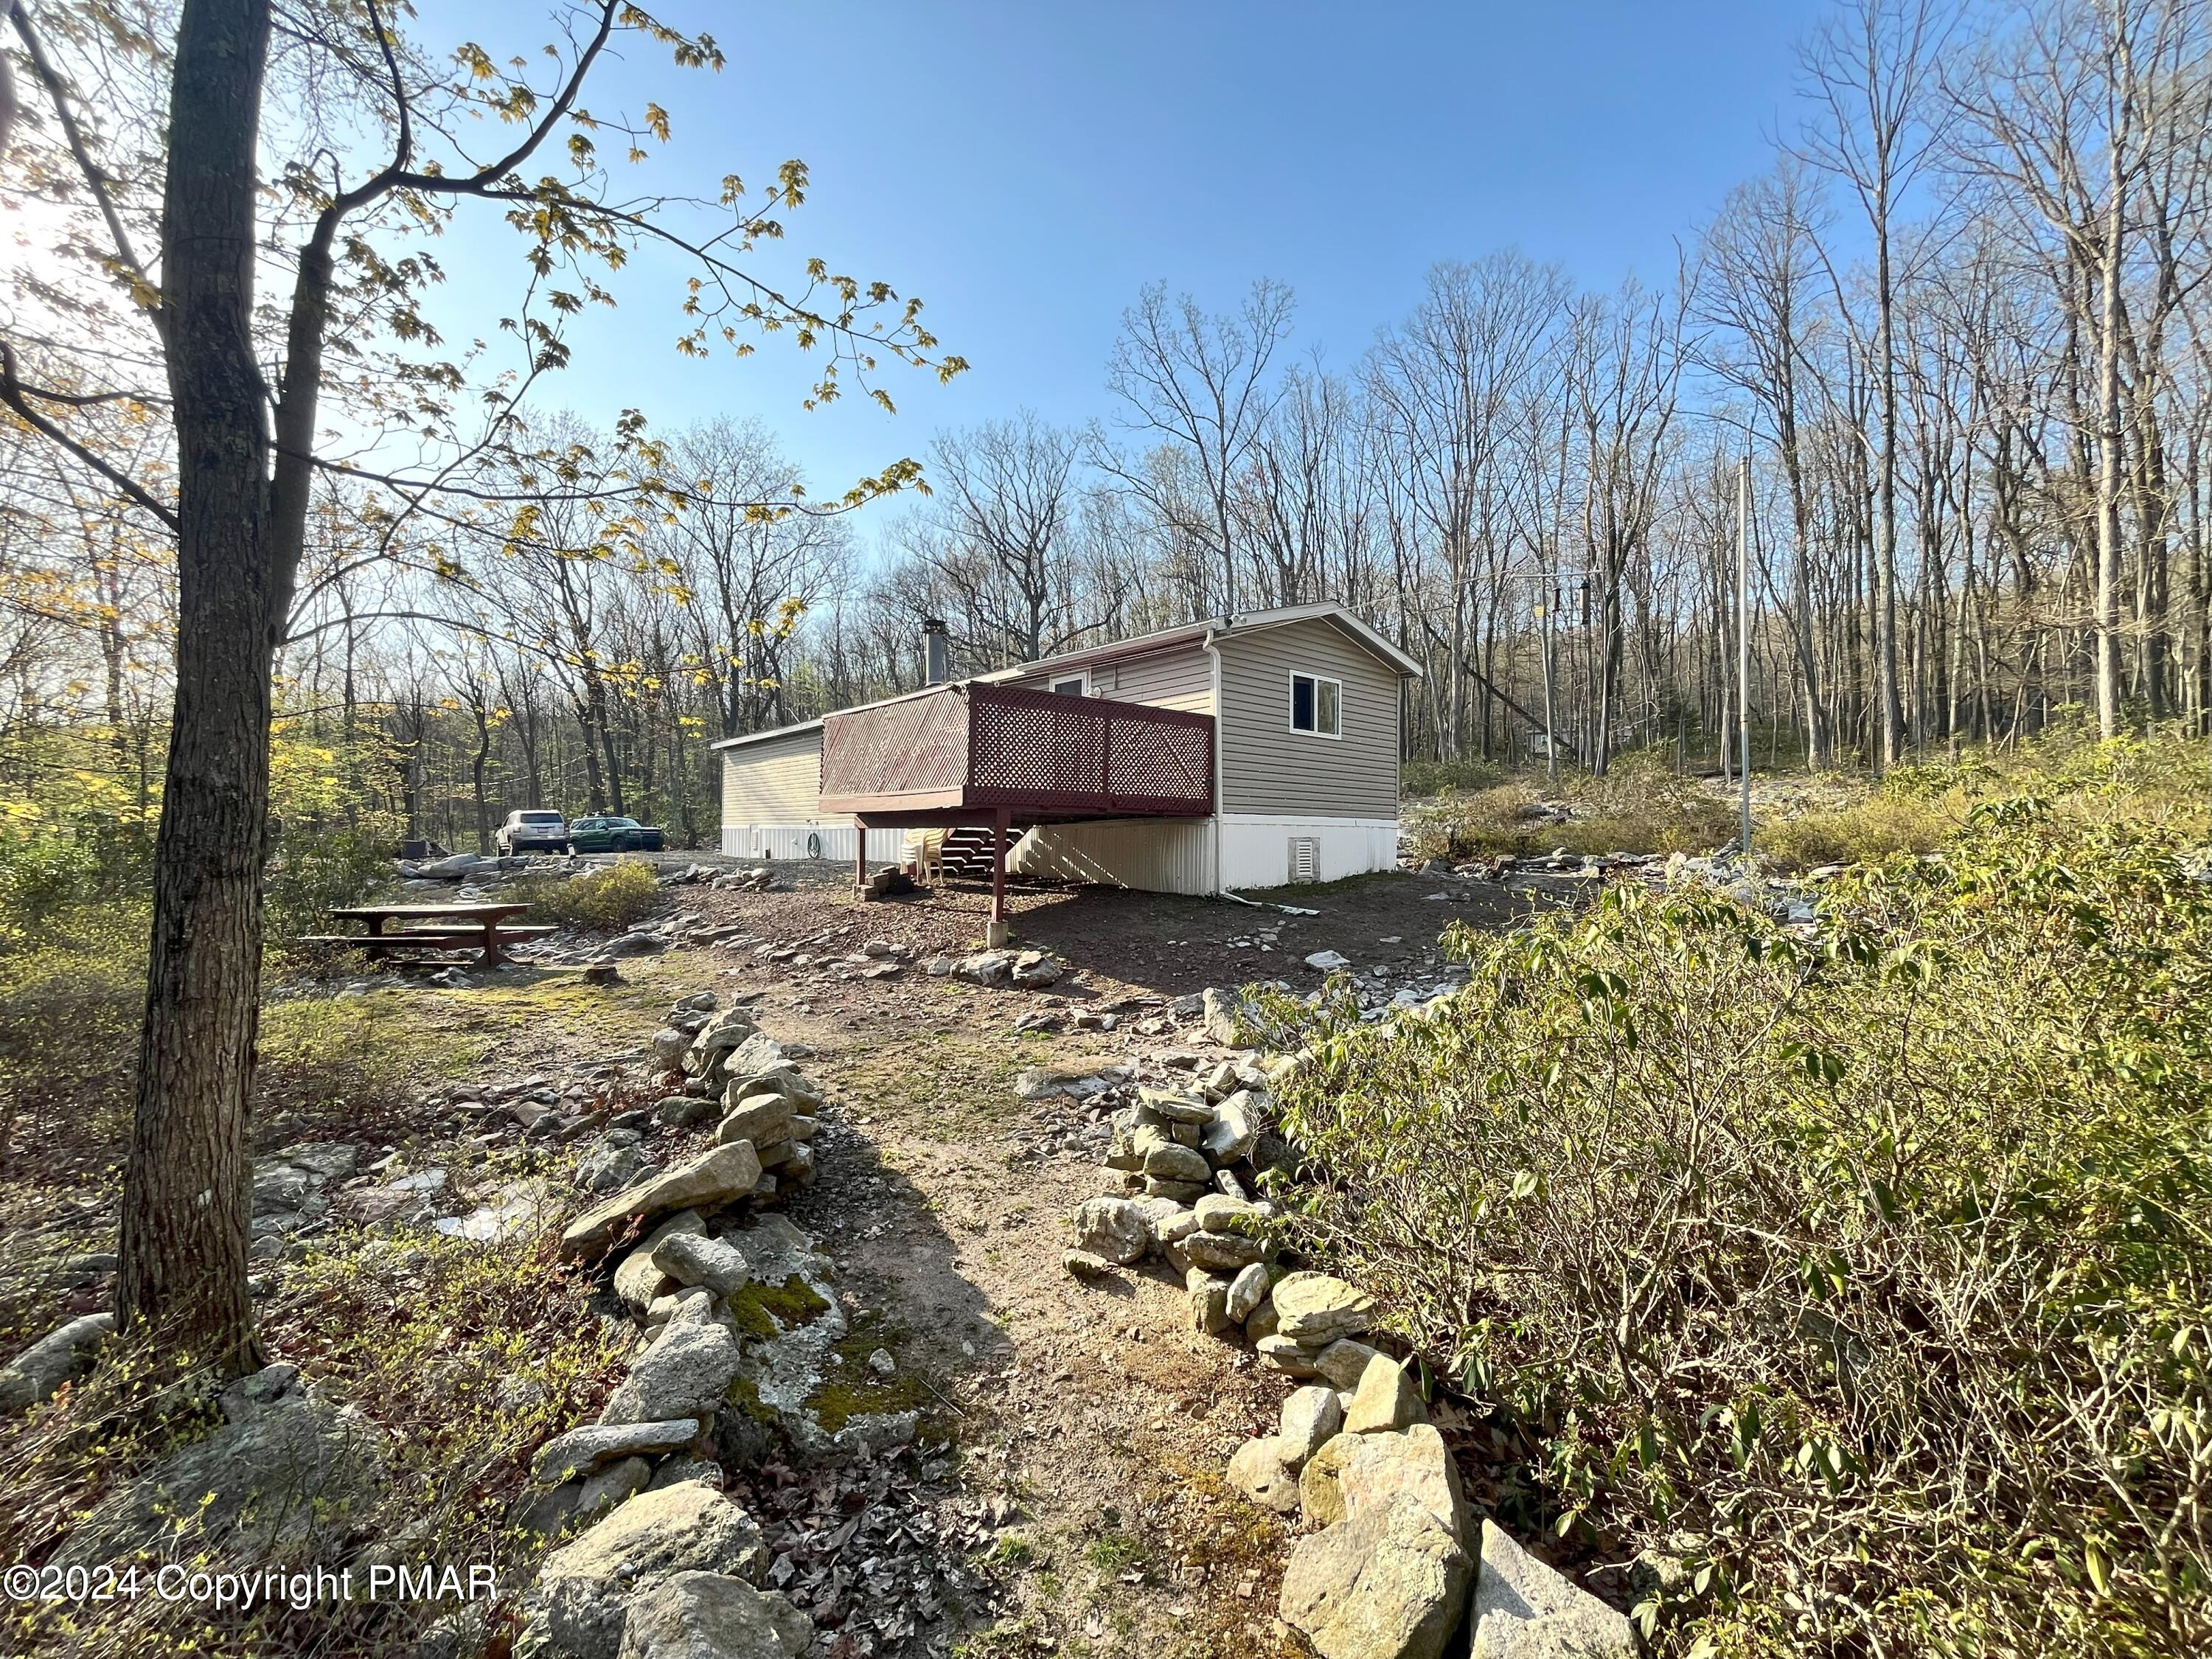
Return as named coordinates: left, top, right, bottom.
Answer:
left=305, top=902, right=553, bottom=968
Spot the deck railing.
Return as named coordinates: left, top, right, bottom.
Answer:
left=819, top=682, right=1214, bottom=818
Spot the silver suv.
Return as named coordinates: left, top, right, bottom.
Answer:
left=496, top=810, right=569, bottom=855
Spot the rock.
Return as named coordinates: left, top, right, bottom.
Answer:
left=1301, top=1425, right=1467, bottom=1538
left=1136, top=1197, right=1199, bottom=1246
left=52, top=1382, right=385, bottom=1568
left=532, top=1419, right=705, bottom=1484
left=1186, top=1267, right=1232, bottom=1335
left=1143, top=1142, right=1212, bottom=1185
left=602, top=1321, right=743, bottom=1427
left=1202, top=1091, right=1264, bottom=1164
left=0, top=1312, right=115, bottom=1415
left=1469, top=1520, right=1635, bottom=1659
left=1345, top=1354, right=1425, bottom=1434
left=1200, top=986, right=1253, bottom=1045
left=1010, top=950, right=1065, bottom=988
left=654, top=1231, right=751, bottom=1298
left=576, top=1138, right=650, bottom=1195
left=655, top=1094, right=717, bottom=1129
left=615, top=1570, right=812, bottom=1659
left=1144, top=1177, right=1210, bottom=1205
left=576, top=1457, right=653, bottom=1522
left=1305, top=950, right=1352, bottom=971
left=1273, top=1273, right=1375, bottom=1343
left=1017, top=1062, right=1119, bottom=1101
left=1315, top=1338, right=1385, bottom=1391
left=1105, top=1110, right=1145, bottom=1171
left=563, top=1142, right=765, bottom=1262
left=953, top=950, right=1012, bottom=987
left=1063, top=1249, right=1121, bottom=1279
left=1139, top=1088, right=1217, bottom=1125
left=647, top=1457, right=726, bottom=1493
left=1227, top=1435, right=1301, bottom=1513
left=1256, top=1334, right=1322, bottom=1377
left=1280, top=1495, right=1472, bottom=1659
left=616, top=1211, right=707, bottom=1313
left=1183, top=1230, right=1267, bottom=1271
left=1070, top=1196, right=1150, bottom=1265
left=689, top=1009, right=762, bottom=1056
left=1245, top=1299, right=1280, bottom=1342
left=779, top=1144, right=815, bottom=1187
left=1279, top=1385, right=1343, bottom=1466
left=651, top=1028, right=693, bottom=1068
left=720, top=1033, right=788, bottom=1079
left=536, top=1483, right=771, bottom=1659
left=724, top=1068, right=821, bottom=1110
left=1194, top=1192, right=1267, bottom=1233
left=716, top=1092, right=794, bottom=1150
left=1226, top=1261, right=1273, bottom=1324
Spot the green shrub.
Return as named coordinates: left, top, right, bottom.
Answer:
left=0, top=913, right=145, bottom=1153
left=264, top=826, right=397, bottom=950
left=1265, top=808, right=2212, bottom=1656
left=0, top=821, right=151, bottom=950
left=513, top=860, right=658, bottom=931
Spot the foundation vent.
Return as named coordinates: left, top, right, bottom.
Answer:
left=1288, top=836, right=1321, bottom=884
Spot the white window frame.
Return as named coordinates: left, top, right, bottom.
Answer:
left=1288, top=670, right=1342, bottom=740
left=1048, top=670, right=1089, bottom=697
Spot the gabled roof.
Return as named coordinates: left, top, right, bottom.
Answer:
left=709, top=601, right=1422, bottom=753
left=709, top=717, right=823, bottom=753
left=984, top=601, right=1425, bottom=684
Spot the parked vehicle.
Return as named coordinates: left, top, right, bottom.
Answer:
left=568, top=815, right=666, bottom=853
left=495, top=809, right=569, bottom=855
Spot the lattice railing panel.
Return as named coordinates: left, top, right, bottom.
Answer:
left=821, top=688, right=967, bottom=800
left=820, top=683, right=1211, bottom=815
left=971, top=697, right=1105, bottom=795
left=1105, top=714, right=1211, bottom=804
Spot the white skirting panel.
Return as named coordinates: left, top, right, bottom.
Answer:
left=1217, top=814, right=1399, bottom=891
left=1008, top=818, right=1218, bottom=896
left=719, top=822, right=905, bottom=862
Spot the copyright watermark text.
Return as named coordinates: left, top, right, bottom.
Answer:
left=6, top=1562, right=499, bottom=1610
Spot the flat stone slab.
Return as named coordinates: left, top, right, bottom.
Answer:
left=1470, top=1520, right=1635, bottom=1659
left=562, top=1141, right=763, bottom=1261
left=532, top=1419, right=702, bottom=1484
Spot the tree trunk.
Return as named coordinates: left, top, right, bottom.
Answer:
left=118, top=0, right=274, bottom=1377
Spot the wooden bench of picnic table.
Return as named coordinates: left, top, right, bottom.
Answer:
left=312, top=902, right=551, bottom=967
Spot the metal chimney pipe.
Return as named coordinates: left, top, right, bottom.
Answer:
left=922, top=618, right=951, bottom=685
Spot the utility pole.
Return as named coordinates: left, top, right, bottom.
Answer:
left=1540, top=572, right=1560, bottom=788
left=1738, top=454, right=1754, bottom=858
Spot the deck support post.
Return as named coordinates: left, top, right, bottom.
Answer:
left=987, top=807, right=1011, bottom=947
left=854, top=815, right=867, bottom=896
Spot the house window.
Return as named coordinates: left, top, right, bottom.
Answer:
left=1050, top=673, right=1087, bottom=697
left=1290, top=672, right=1340, bottom=737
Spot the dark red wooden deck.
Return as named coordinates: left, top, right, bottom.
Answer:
left=818, top=682, right=1214, bottom=821
left=821, top=682, right=1214, bottom=933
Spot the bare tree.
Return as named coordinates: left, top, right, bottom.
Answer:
left=1798, top=0, right=1958, bottom=766
left=1102, top=279, right=1295, bottom=613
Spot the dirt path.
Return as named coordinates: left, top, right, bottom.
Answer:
left=596, top=865, right=1531, bottom=1656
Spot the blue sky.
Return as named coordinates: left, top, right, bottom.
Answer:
left=426, top=1, right=1829, bottom=526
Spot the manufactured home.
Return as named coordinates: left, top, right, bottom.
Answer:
left=712, top=603, right=1421, bottom=908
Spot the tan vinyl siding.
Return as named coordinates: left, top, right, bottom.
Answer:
left=719, top=728, right=822, bottom=823
left=1007, top=642, right=1214, bottom=713
left=1216, top=619, right=1401, bottom=817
